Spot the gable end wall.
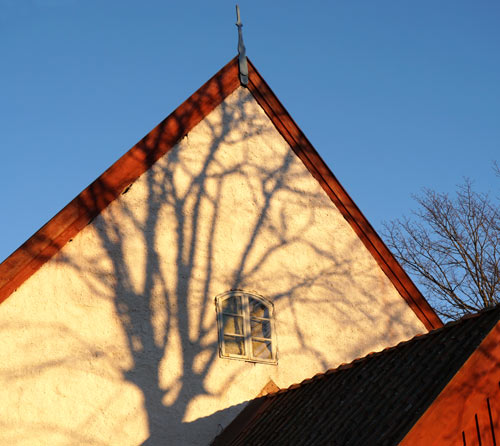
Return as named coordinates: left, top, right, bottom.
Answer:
left=0, top=87, right=427, bottom=445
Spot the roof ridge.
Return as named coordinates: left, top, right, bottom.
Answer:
left=265, top=305, right=500, bottom=399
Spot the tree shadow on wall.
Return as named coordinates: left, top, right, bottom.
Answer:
left=81, top=86, right=342, bottom=445
left=0, top=81, right=424, bottom=445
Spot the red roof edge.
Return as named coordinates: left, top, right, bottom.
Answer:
left=0, top=57, right=240, bottom=304
left=0, top=56, right=441, bottom=331
left=246, top=60, right=442, bottom=331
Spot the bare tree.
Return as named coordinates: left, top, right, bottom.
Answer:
left=383, top=179, right=500, bottom=320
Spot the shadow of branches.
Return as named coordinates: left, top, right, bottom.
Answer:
left=0, top=84, right=426, bottom=445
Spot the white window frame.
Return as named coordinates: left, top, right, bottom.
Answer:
left=215, top=290, right=277, bottom=365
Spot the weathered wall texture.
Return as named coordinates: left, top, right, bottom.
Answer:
left=0, top=87, right=426, bottom=445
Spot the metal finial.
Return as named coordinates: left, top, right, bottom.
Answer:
left=235, top=5, right=248, bottom=86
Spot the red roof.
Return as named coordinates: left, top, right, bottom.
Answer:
left=211, top=306, right=500, bottom=446
left=0, top=57, right=441, bottom=330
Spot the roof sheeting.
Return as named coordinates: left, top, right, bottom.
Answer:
left=212, top=307, right=500, bottom=446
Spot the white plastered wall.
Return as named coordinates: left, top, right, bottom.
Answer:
left=0, top=87, right=426, bottom=446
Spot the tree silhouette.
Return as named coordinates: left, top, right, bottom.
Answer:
left=383, top=177, right=500, bottom=320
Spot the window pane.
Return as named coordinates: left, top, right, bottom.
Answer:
left=249, top=298, right=270, bottom=318
left=221, top=296, right=242, bottom=315
left=251, top=318, right=271, bottom=338
left=252, top=339, right=272, bottom=360
left=224, top=335, right=245, bottom=355
left=223, top=315, right=244, bottom=335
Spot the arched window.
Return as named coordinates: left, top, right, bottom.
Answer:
left=215, top=291, right=277, bottom=364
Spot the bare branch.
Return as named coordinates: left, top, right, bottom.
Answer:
left=383, top=178, right=500, bottom=320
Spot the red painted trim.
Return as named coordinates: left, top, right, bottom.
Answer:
left=402, top=320, right=500, bottom=445
left=0, top=58, right=240, bottom=304
left=0, top=56, right=441, bottom=331
left=246, top=60, right=442, bottom=331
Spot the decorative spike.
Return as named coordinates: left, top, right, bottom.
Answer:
left=235, top=5, right=248, bottom=86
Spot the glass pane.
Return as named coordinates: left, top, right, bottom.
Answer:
left=224, top=335, right=245, bottom=355
left=249, top=298, right=270, bottom=318
left=221, top=296, right=242, bottom=315
left=223, top=315, right=244, bottom=335
left=252, top=339, right=272, bottom=360
left=251, top=318, right=271, bottom=338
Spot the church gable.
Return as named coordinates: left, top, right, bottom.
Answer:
left=0, top=58, right=440, bottom=445
left=0, top=59, right=440, bottom=332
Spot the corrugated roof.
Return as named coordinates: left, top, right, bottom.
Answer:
left=212, top=306, right=500, bottom=446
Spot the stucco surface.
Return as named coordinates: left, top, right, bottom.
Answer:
left=0, top=87, right=426, bottom=445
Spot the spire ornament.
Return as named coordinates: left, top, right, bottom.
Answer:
left=235, top=5, right=248, bottom=86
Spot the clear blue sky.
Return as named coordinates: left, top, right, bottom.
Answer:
left=1, top=1, right=499, bottom=263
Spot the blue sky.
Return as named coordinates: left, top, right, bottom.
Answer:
left=1, top=1, right=499, bottom=263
